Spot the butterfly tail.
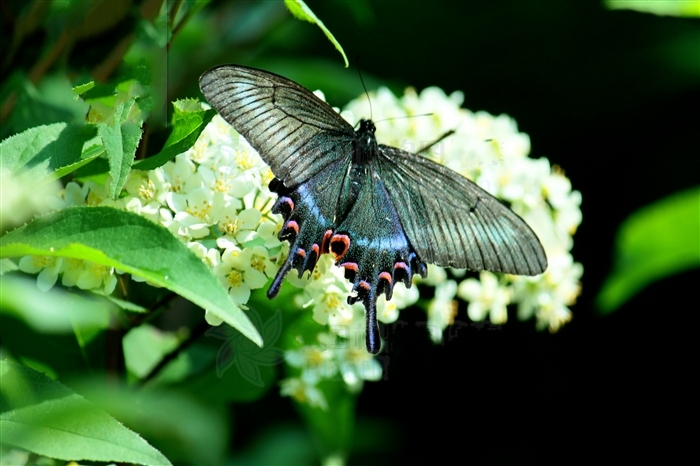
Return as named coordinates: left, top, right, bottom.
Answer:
left=267, top=258, right=292, bottom=299
left=363, top=287, right=381, bottom=354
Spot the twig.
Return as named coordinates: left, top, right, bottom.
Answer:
left=138, top=318, right=210, bottom=386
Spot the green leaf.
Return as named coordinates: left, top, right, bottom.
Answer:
left=0, top=206, right=263, bottom=347
left=0, top=122, right=101, bottom=186
left=72, top=81, right=95, bottom=96
left=0, top=361, right=171, bottom=465
left=133, top=106, right=216, bottom=171
left=597, top=187, right=700, bottom=313
left=605, top=0, right=700, bottom=17
left=284, top=0, right=349, bottom=67
left=7, top=74, right=90, bottom=135
left=124, top=324, right=182, bottom=378
left=106, top=295, right=148, bottom=313
left=97, top=98, right=143, bottom=198
left=0, top=273, right=112, bottom=336
left=69, top=380, right=228, bottom=464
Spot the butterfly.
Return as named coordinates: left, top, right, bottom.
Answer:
left=199, top=65, right=547, bottom=354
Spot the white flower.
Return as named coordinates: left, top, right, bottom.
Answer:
left=427, top=279, right=458, bottom=343
left=280, top=377, right=328, bottom=410
left=18, top=255, right=63, bottom=291
left=293, top=255, right=355, bottom=327
left=213, top=242, right=268, bottom=303
left=257, top=220, right=283, bottom=249
left=307, top=283, right=355, bottom=327
left=55, top=259, right=117, bottom=295
left=512, top=253, right=582, bottom=331
left=458, top=272, right=511, bottom=324
left=217, top=207, right=261, bottom=244
left=337, top=345, right=382, bottom=391
left=164, top=188, right=225, bottom=240
left=285, top=340, right=338, bottom=384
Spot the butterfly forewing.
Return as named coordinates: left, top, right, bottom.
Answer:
left=199, top=65, right=356, bottom=187
left=376, top=145, right=547, bottom=275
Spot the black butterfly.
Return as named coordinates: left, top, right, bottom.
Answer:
left=199, top=65, right=547, bottom=354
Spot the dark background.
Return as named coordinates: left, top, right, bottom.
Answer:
left=201, top=1, right=697, bottom=463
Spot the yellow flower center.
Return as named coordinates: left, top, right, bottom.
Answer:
left=305, top=348, right=325, bottom=366
left=235, top=150, right=255, bottom=170
left=251, top=255, right=266, bottom=273
left=88, top=263, right=108, bottom=277
left=190, top=139, right=207, bottom=162
left=345, top=348, right=367, bottom=364
left=261, top=167, right=275, bottom=185
left=324, top=293, right=340, bottom=310
left=227, top=270, right=243, bottom=287
left=221, top=216, right=239, bottom=236
left=186, top=200, right=212, bottom=220
left=32, top=256, right=55, bottom=268
left=138, top=179, right=155, bottom=200
left=214, top=177, right=230, bottom=193
left=86, top=191, right=103, bottom=206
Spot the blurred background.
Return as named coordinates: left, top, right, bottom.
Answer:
left=1, top=0, right=698, bottom=464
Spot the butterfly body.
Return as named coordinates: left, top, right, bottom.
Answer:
left=199, top=65, right=547, bottom=354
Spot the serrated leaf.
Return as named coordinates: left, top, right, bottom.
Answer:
left=0, top=206, right=263, bottom=347
left=0, top=361, right=171, bottom=466
left=72, top=81, right=95, bottom=95
left=597, top=187, right=700, bottom=312
left=0, top=123, right=101, bottom=186
left=71, top=379, right=227, bottom=464
left=98, top=98, right=143, bottom=198
left=133, top=108, right=215, bottom=171
left=284, top=0, right=349, bottom=67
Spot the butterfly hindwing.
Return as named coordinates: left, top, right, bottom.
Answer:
left=331, top=162, right=427, bottom=352
left=267, top=153, right=352, bottom=296
left=376, top=145, right=547, bottom=275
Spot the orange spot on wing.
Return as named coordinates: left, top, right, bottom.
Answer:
left=330, top=234, right=350, bottom=261
left=321, top=230, right=333, bottom=254
left=286, top=220, right=299, bottom=235
left=379, top=271, right=392, bottom=286
left=341, top=262, right=359, bottom=272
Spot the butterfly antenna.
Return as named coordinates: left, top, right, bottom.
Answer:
left=356, top=56, right=373, bottom=120
left=417, top=129, right=456, bottom=153
left=374, top=113, right=434, bottom=125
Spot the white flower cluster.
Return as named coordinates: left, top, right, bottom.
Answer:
left=17, top=85, right=582, bottom=408
left=282, top=331, right=383, bottom=410
left=343, top=87, right=583, bottom=338
left=19, top=114, right=286, bottom=322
